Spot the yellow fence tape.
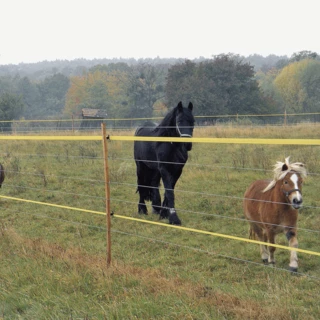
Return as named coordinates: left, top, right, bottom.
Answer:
left=0, top=135, right=102, bottom=141
left=109, top=136, right=320, bottom=145
left=1, top=194, right=320, bottom=257
left=0, top=135, right=320, bottom=145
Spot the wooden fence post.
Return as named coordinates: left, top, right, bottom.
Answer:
left=101, top=123, right=111, bottom=266
left=284, top=109, right=287, bottom=126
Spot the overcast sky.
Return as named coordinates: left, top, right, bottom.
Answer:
left=1, top=0, right=318, bottom=65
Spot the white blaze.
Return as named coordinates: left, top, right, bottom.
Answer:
left=290, top=174, right=301, bottom=201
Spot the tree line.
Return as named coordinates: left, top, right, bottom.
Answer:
left=0, top=51, right=319, bottom=131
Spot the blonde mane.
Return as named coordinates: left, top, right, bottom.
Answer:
left=263, top=157, right=307, bottom=193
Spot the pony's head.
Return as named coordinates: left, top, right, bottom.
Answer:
left=174, top=101, right=194, bottom=138
left=263, top=157, right=307, bottom=209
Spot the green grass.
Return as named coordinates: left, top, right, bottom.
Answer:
left=0, top=124, right=320, bottom=319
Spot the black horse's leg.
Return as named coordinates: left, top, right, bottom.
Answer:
left=151, top=173, right=161, bottom=214
left=137, top=186, right=148, bottom=215
left=160, top=195, right=169, bottom=219
left=136, top=162, right=149, bottom=215
left=151, top=189, right=161, bottom=214
left=159, top=168, right=182, bottom=225
left=161, top=188, right=181, bottom=225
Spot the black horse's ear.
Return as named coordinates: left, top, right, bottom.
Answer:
left=177, top=101, right=183, bottom=110
left=282, top=163, right=288, bottom=171
left=188, top=102, right=193, bottom=111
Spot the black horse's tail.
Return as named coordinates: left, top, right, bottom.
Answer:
left=136, top=185, right=152, bottom=202
left=135, top=162, right=153, bottom=202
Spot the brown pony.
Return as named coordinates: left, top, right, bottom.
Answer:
left=243, top=157, right=307, bottom=272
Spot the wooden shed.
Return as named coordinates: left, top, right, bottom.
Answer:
left=80, top=108, right=108, bottom=129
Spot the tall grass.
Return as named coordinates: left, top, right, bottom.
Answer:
left=0, top=124, right=320, bottom=319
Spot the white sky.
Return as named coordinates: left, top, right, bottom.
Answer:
left=1, top=0, right=319, bottom=65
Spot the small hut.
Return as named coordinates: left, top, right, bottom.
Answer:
left=80, top=108, right=108, bottom=129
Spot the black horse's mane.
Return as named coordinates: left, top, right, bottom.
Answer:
left=137, top=102, right=193, bottom=139
left=153, top=107, right=178, bottom=136
left=137, top=108, right=178, bottom=137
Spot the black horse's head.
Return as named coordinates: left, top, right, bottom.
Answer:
left=154, top=101, right=194, bottom=142
left=174, top=101, right=194, bottom=138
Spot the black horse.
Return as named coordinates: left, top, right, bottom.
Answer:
left=134, top=101, right=194, bottom=225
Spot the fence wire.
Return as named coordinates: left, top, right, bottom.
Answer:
left=0, top=132, right=320, bottom=272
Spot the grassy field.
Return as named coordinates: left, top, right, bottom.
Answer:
left=1, top=123, right=320, bottom=319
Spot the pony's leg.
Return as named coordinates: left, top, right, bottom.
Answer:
left=286, top=228, right=298, bottom=272
left=260, top=234, right=269, bottom=264
left=250, top=224, right=269, bottom=264
left=266, top=230, right=276, bottom=265
left=257, top=228, right=269, bottom=264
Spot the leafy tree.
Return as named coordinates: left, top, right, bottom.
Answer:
left=255, top=68, right=281, bottom=111
left=64, top=75, right=89, bottom=117
left=273, top=59, right=320, bottom=113
left=264, top=50, right=319, bottom=72
left=0, top=93, right=24, bottom=131
left=64, top=68, right=130, bottom=118
left=64, top=62, right=168, bottom=119
left=126, top=63, right=167, bottom=118
left=275, top=58, right=290, bottom=70
left=90, top=63, right=131, bottom=74
left=16, top=77, right=41, bottom=119
left=166, top=55, right=271, bottom=116
left=0, top=76, right=17, bottom=94
left=290, top=51, right=319, bottom=63
left=244, top=54, right=288, bottom=72
left=37, top=73, right=70, bottom=118
left=165, top=60, right=197, bottom=109
left=299, top=60, right=320, bottom=114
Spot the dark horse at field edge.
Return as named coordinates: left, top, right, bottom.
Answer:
left=243, top=157, right=307, bottom=272
left=134, top=101, right=195, bottom=225
left=0, top=163, right=4, bottom=188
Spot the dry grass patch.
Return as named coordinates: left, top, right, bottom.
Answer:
left=0, top=227, right=298, bottom=319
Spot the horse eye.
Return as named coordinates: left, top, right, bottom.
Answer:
left=284, top=180, right=288, bottom=184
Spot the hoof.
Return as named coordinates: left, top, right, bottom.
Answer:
left=138, top=204, right=148, bottom=215
left=138, top=209, right=148, bottom=215
left=289, top=267, right=298, bottom=273
left=262, top=259, right=268, bottom=265
left=160, top=208, right=169, bottom=219
left=152, top=208, right=160, bottom=215
left=169, top=210, right=181, bottom=225
left=169, top=219, right=181, bottom=226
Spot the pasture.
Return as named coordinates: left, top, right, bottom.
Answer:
left=1, top=123, right=320, bottom=319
